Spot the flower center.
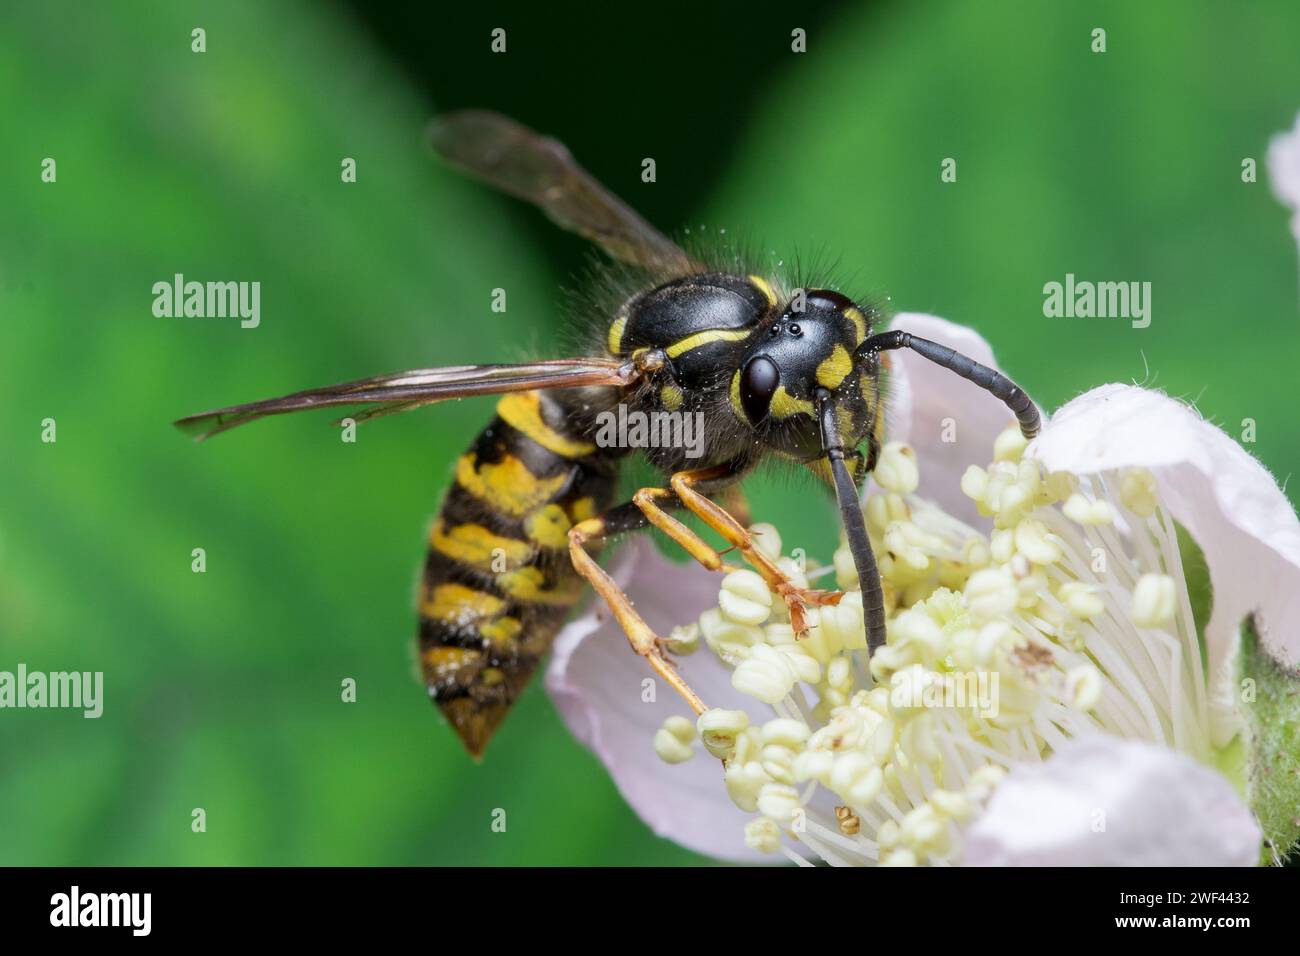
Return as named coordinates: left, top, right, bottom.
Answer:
left=653, top=425, right=1209, bottom=866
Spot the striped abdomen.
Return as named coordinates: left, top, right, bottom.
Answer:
left=419, top=390, right=618, bottom=756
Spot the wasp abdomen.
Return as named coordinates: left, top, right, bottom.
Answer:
left=418, top=390, right=617, bottom=756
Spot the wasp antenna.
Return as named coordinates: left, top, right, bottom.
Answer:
left=860, top=330, right=1040, bottom=439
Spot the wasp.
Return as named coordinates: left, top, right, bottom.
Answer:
left=177, top=112, right=1039, bottom=757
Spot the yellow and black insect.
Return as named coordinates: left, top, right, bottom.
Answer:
left=176, top=111, right=1039, bottom=757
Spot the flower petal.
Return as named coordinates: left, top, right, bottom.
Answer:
left=963, top=736, right=1261, bottom=866
left=886, top=313, right=1039, bottom=525
left=545, top=536, right=768, bottom=862
left=1268, top=111, right=1300, bottom=233
left=1030, top=383, right=1300, bottom=744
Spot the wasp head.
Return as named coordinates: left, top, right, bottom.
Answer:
left=733, top=289, right=877, bottom=462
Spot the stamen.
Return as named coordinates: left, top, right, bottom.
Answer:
left=658, top=424, right=1219, bottom=864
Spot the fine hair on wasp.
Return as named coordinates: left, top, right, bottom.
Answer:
left=175, top=111, right=1039, bottom=757
left=590, top=402, right=708, bottom=459
left=565, top=233, right=896, bottom=481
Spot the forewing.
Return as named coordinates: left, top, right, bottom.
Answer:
left=429, top=110, right=694, bottom=272
left=175, top=359, right=635, bottom=440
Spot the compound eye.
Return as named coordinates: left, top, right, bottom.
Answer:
left=740, top=355, right=780, bottom=424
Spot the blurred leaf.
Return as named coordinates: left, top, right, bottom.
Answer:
left=0, top=0, right=701, bottom=866
left=711, top=0, right=1300, bottom=559
left=5, top=0, right=1300, bottom=867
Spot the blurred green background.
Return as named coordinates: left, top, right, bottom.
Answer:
left=2, top=0, right=1298, bottom=865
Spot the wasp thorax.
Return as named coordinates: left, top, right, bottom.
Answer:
left=734, top=289, right=872, bottom=461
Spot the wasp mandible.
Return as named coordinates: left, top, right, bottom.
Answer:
left=177, top=112, right=1039, bottom=756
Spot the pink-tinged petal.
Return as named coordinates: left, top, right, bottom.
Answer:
left=884, top=313, right=1040, bottom=525
left=546, top=536, right=767, bottom=862
left=1268, top=111, right=1300, bottom=237
left=1030, top=384, right=1300, bottom=745
left=963, top=737, right=1261, bottom=866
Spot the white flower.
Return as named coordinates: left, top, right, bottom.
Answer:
left=964, top=737, right=1261, bottom=866
left=1270, top=110, right=1300, bottom=303
left=546, top=313, right=1298, bottom=865
left=1269, top=111, right=1300, bottom=260
left=546, top=534, right=766, bottom=861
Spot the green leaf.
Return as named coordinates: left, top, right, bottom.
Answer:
left=1180, top=525, right=1298, bottom=864
left=707, top=1, right=1300, bottom=562
left=1175, top=523, right=1213, bottom=673
left=0, top=0, right=703, bottom=866
left=1237, top=615, right=1300, bottom=864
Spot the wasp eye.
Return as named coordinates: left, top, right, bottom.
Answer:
left=740, top=355, right=780, bottom=424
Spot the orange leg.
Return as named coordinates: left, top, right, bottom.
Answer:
left=567, top=513, right=707, bottom=715
left=718, top=484, right=753, bottom=529
left=634, top=469, right=844, bottom=635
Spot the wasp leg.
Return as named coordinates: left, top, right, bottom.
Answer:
left=633, top=468, right=843, bottom=636
left=629, top=466, right=750, bottom=574
left=567, top=503, right=708, bottom=716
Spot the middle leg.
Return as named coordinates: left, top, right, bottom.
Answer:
left=632, top=467, right=844, bottom=635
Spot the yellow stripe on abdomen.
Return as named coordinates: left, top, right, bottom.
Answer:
left=496, top=392, right=597, bottom=458
left=455, top=452, right=569, bottom=517
left=430, top=519, right=535, bottom=569
left=497, top=566, right=587, bottom=605
left=420, top=583, right=506, bottom=625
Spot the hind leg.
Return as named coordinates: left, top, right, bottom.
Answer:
left=567, top=502, right=709, bottom=715
left=567, top=467, right=845, bottom=715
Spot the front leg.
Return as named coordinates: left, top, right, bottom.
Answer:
left=634, top=467, right=844, bottom=635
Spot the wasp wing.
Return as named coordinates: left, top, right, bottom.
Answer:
left=175, top=359, right=636, bottom=441
left=429, top=110, right=695, bottom=272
